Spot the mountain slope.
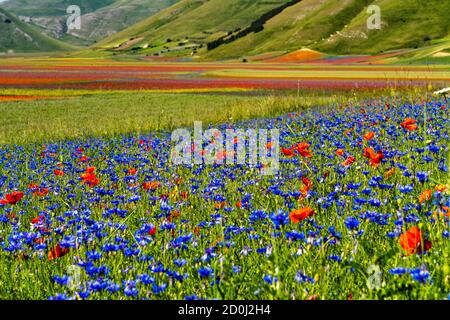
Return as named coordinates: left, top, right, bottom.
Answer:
left=97, top=0, right=450, bottom=60
left=206, top=0, right=367, bottom=59
left=0, top=7, right=75, bottom=53
left=94, top=0, right=300, bottom=53
left=316, top=0, right=450, bottom=54
left=1, top=0, right=178, bottom=45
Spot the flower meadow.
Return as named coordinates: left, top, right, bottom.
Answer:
left=0, top=97, right=449, bottom=300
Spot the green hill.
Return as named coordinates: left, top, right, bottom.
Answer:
left=96, top=0, right=450, bottom=60
left=93, top=0, right=299, bottom=53
left=0, top=7, right=76, bottom=53
left=1, top=0, right=178, bottom=45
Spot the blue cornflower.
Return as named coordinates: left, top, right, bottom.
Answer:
left=51, top=275, right=69, bottom=285
left=294, top=271, right=315, bottom=284
left=263, top=274, right=278, bottom=284
left=198, top=266, right=214, bottom=278
left=328, top=255, right=342, bottom=262
left=398, top=185, right=413, bottom=193
left=174, top=258, right=187, bottom=267
left=232, top=266, right=242, bottom=274
left=124, top=286, right=139, bottom=297
left=152, top=283, right=168, bottom=294
left=416, top=172, right=429, bottom=183
left=48, top=294, right=71, bottom=300
left=344, top=217, right=360, bottom=230
left=139, top=274, right=155, bottom=285
left=269, top=210, right=289, bottom=228
left=86, top=250, right=102, bottom=261
left=389, top=268, right=408, bottom=275
left=410, top=269, right=431, bottom=284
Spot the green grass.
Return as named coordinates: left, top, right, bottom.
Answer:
left=0, top=91, right=342, bottom=145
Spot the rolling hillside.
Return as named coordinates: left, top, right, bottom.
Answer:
left=0, top=7, right=75, bottom=53
left=97, top=0, right=450, bottom=61
left=1, top=0, right=179, bottom=45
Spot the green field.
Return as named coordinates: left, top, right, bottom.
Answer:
left=0, top=90, right=343, bottom=144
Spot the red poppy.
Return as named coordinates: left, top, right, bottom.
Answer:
left=214, top=201, right=227, bottom=209
left=81, top=167, right=99, bottom=187
left=85, top=166, right=96, bottom=174
left=128, top=167, right=137, bottom=175
left=442, top=206, right=450, bottom=217
left=363, top=131, right=375, bottom=141
left=48, top=244, right=70, bottom=261
left=363, top=147, right=375, bottom=159
left=335, top=149, right=345, bottom=157
left=419, top=190, right=432, bottom=203
left=0, top=191, right=24, bottom=205
left=342, top=156, right=356, bottom=167
left=281, top=147, right=294, bottom=157
left=33, top=188, right=49, bottom=197
left=142, top=181, right=160, bottom=191
left=289, top=207, right=316, bottom=223
left=179, top=191, right=189, bottom=200
left=300, top=177, right=313, bottom=197
left=369, top=151, right=384, bottom=167
left=28, top=183, right=39, bottom=190
left=79, top=155, right=88, bottom=162
left=54, top=169, right=64, bottom=176
left=31, top=215, right=44, bottom=224
left=149, top=226, right=157, bottom=236
left=363, top=148, right=384, bottom=167
left=399, top=226, right=432, bottom=256
left=400, top=118, right=418, bottom=131
left=295, top=142, right=313, bottom=158
left=302, top=177, right=313, bottom=189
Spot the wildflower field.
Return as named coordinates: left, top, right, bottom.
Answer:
left=0, top=85, right=449, bottom=299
